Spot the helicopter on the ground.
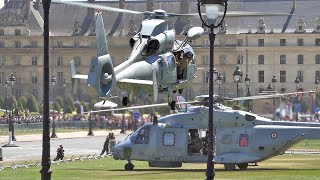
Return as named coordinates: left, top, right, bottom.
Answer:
left=57, top=0, right=291, bottom=110
left=89, top=90, right=320, bottom=171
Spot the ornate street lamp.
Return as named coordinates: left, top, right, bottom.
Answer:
left=244, top=74, right=251, bottom=111
left=271, top=75, right=277, bottom=119
left=197, top=0, right=228, bottom=179
left=233, top=66, right=243, bottom=104
left=4, top=79, right=8, bottom=121
left=315, top=79, right=319, bottom=91
left=217, top=72, right=223, bottom=99
left=294, top=76, right=301, bottom=121
left=295, top=76, right=300, bottom=91
left=51, top=74, right=57, bottom=138
left=88, top=110, right=94, bottom=136
left=63, top=78, right=67, bottom=96
left=41, top=0, right=53, bottom=178
left=9, top=73, right=16, bottom=141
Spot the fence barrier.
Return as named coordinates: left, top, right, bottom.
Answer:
left=0, top=153, right=109, bottom=171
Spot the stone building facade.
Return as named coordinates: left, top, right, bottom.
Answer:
left=0, top=0, right=319, bottom=104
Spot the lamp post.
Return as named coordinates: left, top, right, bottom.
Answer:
left=272, top=75, right=277, bottom=119
left=233, top=66, right=243, bottom=105
left=294, top=76, right=300, bottom=121
left=197, top=0, right=228, bottom=179
left=63, top=78, right=67, bottom=97
left=4, top=79, right=8, bottom=122
left=9, top=73, right=16, bottom=141
left=217, top=72, right=223, bottom=99
left=88, top=110, right=94, bottom=136
left=315, top=79, right=319, bottom=91
left=51, top=74, right=57, bottom=138
left=244, top=74, right=251, bottom=111
left=41, top=0, right=53, bottom=179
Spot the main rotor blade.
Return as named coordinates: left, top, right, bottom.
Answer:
left=52, top=0, right=145, bottom=15
left=179, top=11, right=293, bottom=18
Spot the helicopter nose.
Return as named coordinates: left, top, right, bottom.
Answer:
left=112, top=142, right=132, bottom=160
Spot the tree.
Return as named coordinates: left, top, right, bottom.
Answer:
left=53, top=101, right=61, bottom=113
left=55, top=96, right=63, bottom=108
left=89, top=98, right=98, bottom=110
left=26, top=95, right=39, bottom=112
left=63, top=105, right=73, bottom=114
left=81, top=101, right=89, bottom=113
left=0, top=97, right=3, bottom=109
left=18, top=96, right=27, bottom=109
left=64, top=95, right=75, bottom=112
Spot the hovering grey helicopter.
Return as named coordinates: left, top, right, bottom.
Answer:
left=88, top=90, right=320, bottom=171
left=54, top=0, right=290, bottom=110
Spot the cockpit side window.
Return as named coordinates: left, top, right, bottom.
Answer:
left=134, top=127, right=150, bottom=144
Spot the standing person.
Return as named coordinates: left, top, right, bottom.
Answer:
left=109, top=132, right=116, bottom=154
left=100, top=134, right=110, bottom=156
left=54, top=145, right=64, bottom=161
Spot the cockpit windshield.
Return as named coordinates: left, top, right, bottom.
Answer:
left=130, top=124, right=152, bottom=144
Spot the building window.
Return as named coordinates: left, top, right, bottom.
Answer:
left=15, top=29, right=21, bottom=36
left=316, top=71, right=320, bottom=80
left=237, top=55, right=243, bottom=64
left=32, top=56, right=38, bottom=65
left=74, top=56, right=81, bottom=66
left=201, top=55, right=209, bottom=65
left=32, top=76, right=38, bottom=83
left=57, top=41, right=63, bottom=48
left=57, top=57, right=63, bottom=66
left=0, top=72, right=4, bottom=83
left=31, top=41, right=38, bottom=48
left=316, top=39, right=320, bottom=46
left=0, top=41, right=3, bottom=48
left=258, top=55, right=264, bottom=65
left=280, top=71, right=286, bottom=83
left=57, top=72, right=64, bottom=83
left=15, top=41, right=21, bottom=48
left=74, top=40, right=80, bottom=48
left=258, top=39, right=264, bottom=46
left=202, top=39, right=209, bottom=47
left=297, top=71, right=304, bottom=82
left=202, top=71, right=209, bottom=83
left=297, top=54, right=304, bottom=64
left=237, top=39, right=243, bottom=46
left=219, top=55, right=226, bottom=65
left=316, top=54, right=320, bottom=64
left=297, top=39, right=304, bottom=46
left=14, top=56, right=21, bottom=65
left=280, top=39, right=286, bottom=46
left=0, top=29, right=4, bottom=36
left=0, top=56, right=5, bottom=66
left=258, top=71, right=264, bottom=83
left=280, top=55, right=286, bottom=64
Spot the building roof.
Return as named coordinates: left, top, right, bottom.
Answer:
left=0, top=0, right=319, bottom=36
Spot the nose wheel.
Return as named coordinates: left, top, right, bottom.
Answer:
left=124, top=162, right=134, bottom=171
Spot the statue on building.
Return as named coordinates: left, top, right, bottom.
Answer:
left=313, top=17, right=320, bottom=33
left=182, top=20, right=192, bottom=35
left=295, top=18, right=306, bottom=33
left=248, top=25, right=252, bottom=34
left=89, top=18, right=96, bottom=36
left=256, top=18, right=266, bottom=34
left=128, top=17, right=138, bottom=35
left=270, top=23, right=274, bottom=34
left=73, top=20, right=82, bottom=36
left=218, top=20, right=227, bottom=34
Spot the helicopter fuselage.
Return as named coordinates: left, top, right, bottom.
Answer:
left=112, top=106, right=320, bottom=171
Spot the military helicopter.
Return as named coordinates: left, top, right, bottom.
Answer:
left=88, top=90, right=320, bottom=171
left=54, top=0, right=291, bottom=110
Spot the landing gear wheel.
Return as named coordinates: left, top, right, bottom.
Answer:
left=224, top=164, right=236, bottom=171
left=178, top=89, right=183, bottom=94
left=124, top=162, right=134, bottom=171
left=122, top=97, right=129, bottom=106
left=169, top=101, right=176, bottom=110
left=237, top=163, right=248, bottom=170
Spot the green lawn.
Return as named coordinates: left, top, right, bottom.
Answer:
left=1, top=155, right=320, bottom=180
